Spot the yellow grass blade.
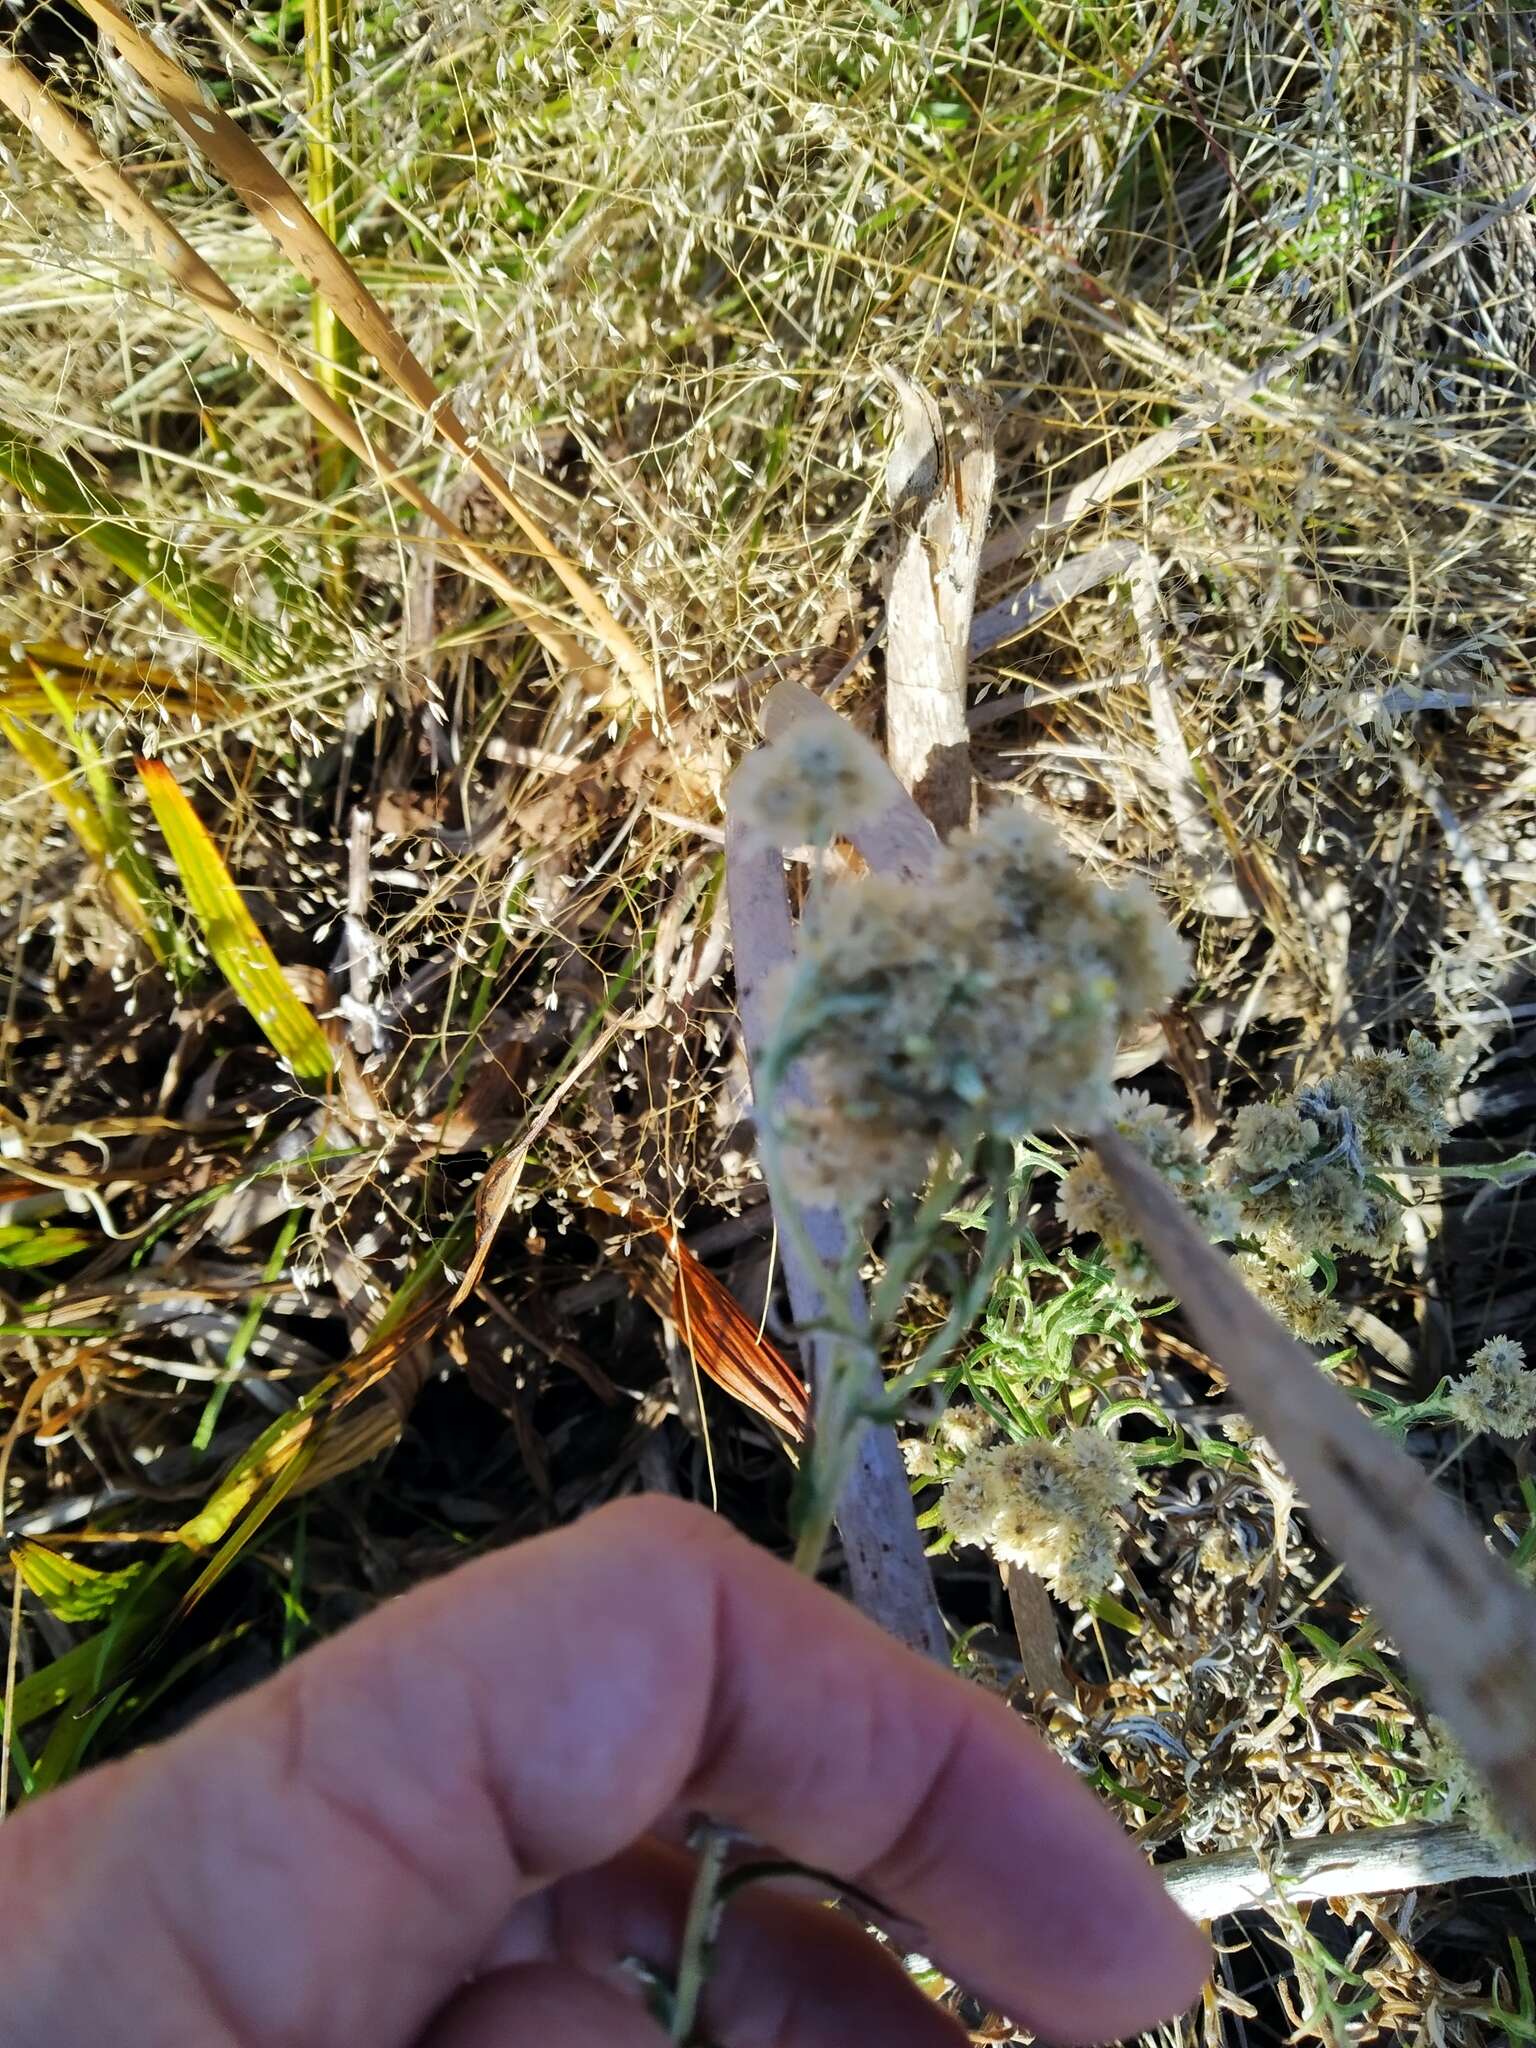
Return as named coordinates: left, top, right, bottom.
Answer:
left=0, top=642, right=227, bottom=722
left=0, top=710, right=176, bottom=965
left=0, top=50, right=599, bottom=691
left=135, top=758, right=333, bottom=1080
left=73, top=0, right=659, bottom=717
left=10, top=1541, right=146, bottom=1625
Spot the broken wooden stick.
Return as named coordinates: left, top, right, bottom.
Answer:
left=881, top=372, right=994, bottom=838
left=1159, top=1818, right=1534, bottom=1922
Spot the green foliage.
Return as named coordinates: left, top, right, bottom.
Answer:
left=0, top=433, right=283, bottom=682
left=11, top=1543, right=148, bottom=1624
left=0, top=1224, right=93, bottom=1268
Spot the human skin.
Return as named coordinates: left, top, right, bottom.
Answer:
left=0, top=1497, right=1208, bottom=2046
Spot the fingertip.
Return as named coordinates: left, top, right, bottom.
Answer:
left=977, top=1862, right=1210, bottom=2045
left=420, top=1963, right=667, bottom=2048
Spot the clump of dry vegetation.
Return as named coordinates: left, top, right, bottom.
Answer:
left=2, top=0, right=1536, bottom=2038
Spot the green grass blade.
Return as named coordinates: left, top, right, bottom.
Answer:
left=0, top=431, right=282, bottom=682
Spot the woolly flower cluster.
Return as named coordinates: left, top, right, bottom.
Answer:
left=1056, top=1092, right=1235, bottom=1295
left=766, top=804, right=1187, bottom=1210
left=936, top=1428, right=1138, bottom=1607
left=1221, top=1096, right=1397, bottom=1259
left=900, top=1400, right=997, bottom=1478
left=1447, top=1335, right=1536, bottom=1440
left=1346, top=1032, right=1460, bottom=1154
left=1415, top=1717, right=1534, bottom=1857
left=1234, top=1255, right=1347, bottom=1346
left=728, top=721, right=890, bottom=849
left=1218, top=1034, right=1457, bottom=1264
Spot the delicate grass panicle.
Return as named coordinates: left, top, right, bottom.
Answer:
left=747, top=797, right=1187, bottom=1214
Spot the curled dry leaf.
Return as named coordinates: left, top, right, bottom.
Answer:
left=587, top=1190, right=807, bottom=1444
left=880, top=372, right=995, bottom=838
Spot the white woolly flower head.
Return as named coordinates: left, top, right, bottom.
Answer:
left=728, top=720, right=890, bottom=848
left=1447, top=1335, right=1536, bottom=1439
left=1235, top=1255, right=1348, bottom=1346
left=1219, top=1032, right=1454, bottom=1262
left=1057, top=1090, right=1234, bottom=1297
left=768, top=803, right=1187, bottom=1211
left=934, top=1427, right=1137, bottom=1607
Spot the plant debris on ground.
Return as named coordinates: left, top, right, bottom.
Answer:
left=2, top=0, right=1535, bottom=2039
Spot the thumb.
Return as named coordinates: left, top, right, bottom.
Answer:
left=422, top=1964, right=667, bottom=2048
left=3, top=1497, right=1206, bottom=2046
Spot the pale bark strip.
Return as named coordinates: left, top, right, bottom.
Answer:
left=881, top=375, right=995, bottom=839
left=1002, top=1561, right=1068, bottom=1702
left=724, top=815, right=949, bottom=1660
left=1094, top=1128, right=1536, bottom=1851
left=341, top=806, right=381, bottom=1056
left=1160, top=1819, right=1535, bottom=1923
left=1126, top=553, right=1247, bottom=920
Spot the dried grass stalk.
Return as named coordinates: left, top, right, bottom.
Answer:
left=980, top=179, right=1533, bottom=574
left=75, top=0, right=658, bottom=715
left=0, top=49, right=594, bottom=685
left=1125, top=552, right=1246, bottom=919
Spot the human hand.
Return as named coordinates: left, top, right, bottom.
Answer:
left=2, top=1498, right=1206, bottom=2046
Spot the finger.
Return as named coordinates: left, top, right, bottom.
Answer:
left=3, top=1497, right=1206, bottom=2048
left=422, top=1963, right=666, bottom=2048
left=489, top=1837, right=969, bottom=2048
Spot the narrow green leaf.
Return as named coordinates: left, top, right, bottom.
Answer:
left=0, top=1223, right=92, bottom=1268
left=0, top=432, right=281, bottom=681
left=1429, top=1152, right=1536, bottom=1188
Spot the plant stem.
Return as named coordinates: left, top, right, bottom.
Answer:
left=669, top=1818, right=732, bottom=2045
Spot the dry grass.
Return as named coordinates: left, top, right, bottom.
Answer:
left=2, top=0, right=1535, bottom=2037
